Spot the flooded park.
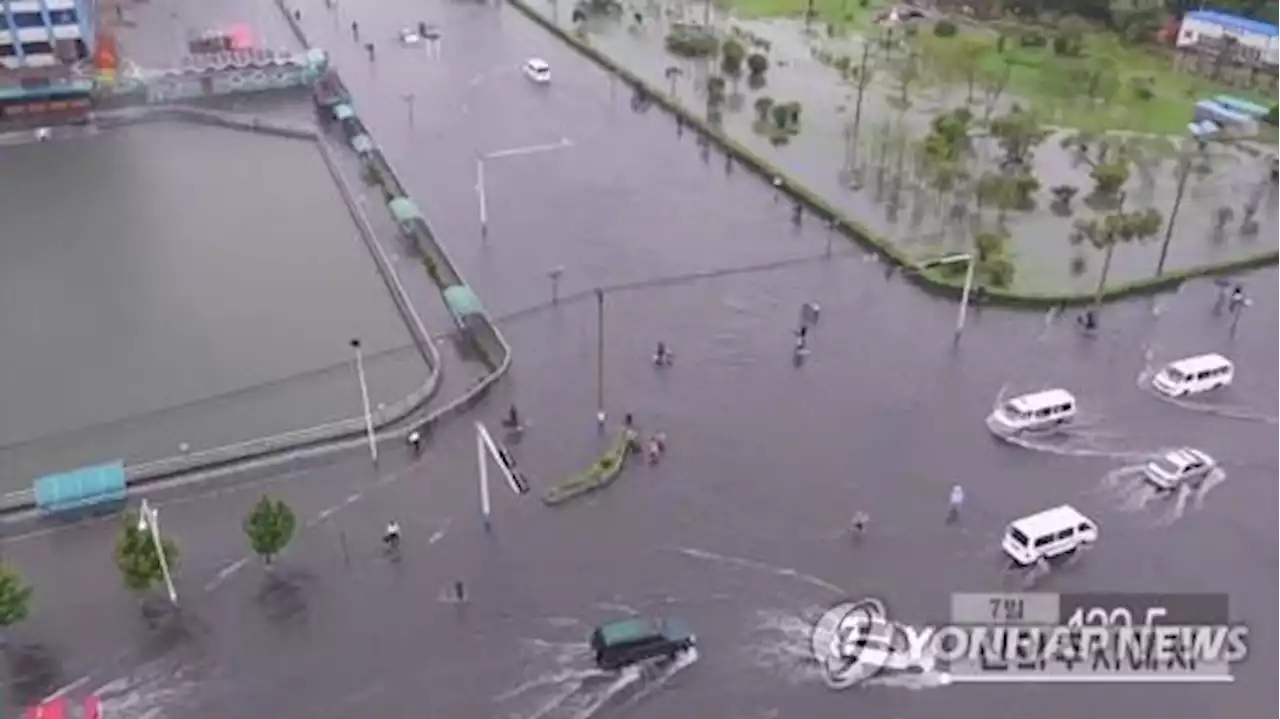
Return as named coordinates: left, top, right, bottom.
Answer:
left=525, top=0, right=1279, bottom=293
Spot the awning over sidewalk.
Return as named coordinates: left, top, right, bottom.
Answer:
left=444, top=285, right=485, bottom=318
left=389, top=197, right=422, bottom=223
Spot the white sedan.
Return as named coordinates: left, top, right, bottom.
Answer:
left=1144, top=447, right=1216, bottom=490
left=523, top=57, right=551, bottom=84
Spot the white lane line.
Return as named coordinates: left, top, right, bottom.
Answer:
left=41, top=675, right=90, bottom=702
left=203, top=557, right=252, bottom=592
left=483, top=137, right=573, bottom=160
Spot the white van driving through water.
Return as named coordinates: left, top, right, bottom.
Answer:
left=1151, top=353, right=1233, bottom=398
left=1001, top=505, right=1097, bottom=566
left=986, top=389, right=1076, bottom=437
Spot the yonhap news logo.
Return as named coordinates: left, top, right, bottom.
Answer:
left=809, top=597, right=932, bottom=689
left=810, top=595, right=1250, bottom=687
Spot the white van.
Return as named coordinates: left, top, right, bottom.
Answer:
left=986, top=389, right=1076, bottom=436
left=1001, top=505, right=1097, bottom=566
left=1151, top=353, right=1233, bottom=398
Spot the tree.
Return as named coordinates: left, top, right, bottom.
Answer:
left=1075, top=205, right=1162, bottom=305
left=986, top=105, right=1048, bottom=168
left=0, top=563, right=33, bottom=636
left=115, top=512, right=181, bottom=595
left=244, top=494, right=298, bottom=565
left=953, top=35, right=988, bottom=105
left=845, top=41, right=875, bottom=173
left=753, top=95, right=775, bottom=124
left=664, top=65, right=682, bottom=97
left=1050, top=184, right=1079, bottom=215
left=1090, top=161, right=1130, bottom=197
left=721, top=38, right=746, bottom=76
left=746, top=52, right=769, bottom=77
left=978, top=56, right=1014, bottom=121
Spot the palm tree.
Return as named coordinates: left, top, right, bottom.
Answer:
left=1076, top=198, right=1163, bottom=307
left=664, top=66, right=682, bottom=97
left=1155, top=139, right=1208, bottom=276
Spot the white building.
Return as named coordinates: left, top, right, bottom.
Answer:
left=1177, top=10, right=1279, bottom=68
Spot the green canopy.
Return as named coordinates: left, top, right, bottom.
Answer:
left=351, top=134, right=373, bottom=153
left=388, top=197, right=422, bottom=223
left=444, top=285, right=484, bottom=318
left=333, top=104, right=355, bottom=120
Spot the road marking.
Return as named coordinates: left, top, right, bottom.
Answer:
left=42, top=675, right=90, bottom=702
left=203, top=556, right=251, bottom=592
left=483, top=137, right=573, bottom=160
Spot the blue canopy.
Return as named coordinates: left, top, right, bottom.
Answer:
left=389, top=197, right=423, bottom=223
left=333, top=103, right=355, bottom=121
left=444, top=285, right=484, bottom=317
left=35, top=460, right=126, bottom=515
left=351, top=134, right=373, bottom=153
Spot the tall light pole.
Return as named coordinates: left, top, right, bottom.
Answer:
left=403, top=92, right=415, bottom=128
left=350, top=339, right=378, bottom=464
left=137, top=499, right=178, bottom=606
left=475, top=421, right=529, bottom=530
left=595, top=288, right=606, bottom=428
left=548, top=266, right=565, bottom=305
left=918, top=253, right=977, bottom=340
left=475, top=156, right=488, bottom=239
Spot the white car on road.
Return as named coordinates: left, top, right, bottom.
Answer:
left=1145, top=447, right=1216, bottom=490
left=524, top=57, right=551, bottom=84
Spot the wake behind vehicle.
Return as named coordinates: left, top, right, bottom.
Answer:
left=986, top=389, right=1076, bottom=437
left=590, top=616, right=695, bottom=670
left=1144, top=447, right=1216, bottom=490
left=523, top=57, right=551, bottom=84
left=1001, top=504, right=1097, bottom=566
left=1151, top=353, right=1233, bottom=398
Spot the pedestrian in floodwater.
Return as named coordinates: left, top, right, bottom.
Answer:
left=654, top=341, right=672, bottom=366
left=455, top=580, right=466, bottom=603
left=792, top=202, right=803, bottom=225
left=365, top=42, right=376, bottom=60
left=418, top=20, right=428, bottom=36
left=408, top=430, right=422, bottom=456
left=850, top=511, right=868, bottom=537
left=352, top=20, right=359, bottom=39
left=293, top=8, right=301, bottom=20
left=624, top=413, right=634, bottom=429
left=1228, top=284, right=1246, bottom=313
left=504, top=405, right=521, bottom=429
left=1077, top=309, right=1097, bottom=332
left=948, top=484, right=965, bottom=522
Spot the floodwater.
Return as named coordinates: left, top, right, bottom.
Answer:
left=0, top=120, right=427, bottom=488
left=530, top=0, right=1279, bottom=292
left=0, top=0, right=1274, bottom=718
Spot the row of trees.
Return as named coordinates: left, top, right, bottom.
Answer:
left=0, top=495, right=297, bottom=635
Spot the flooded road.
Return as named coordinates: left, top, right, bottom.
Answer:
left=0, top=0, right=1274, bottom=717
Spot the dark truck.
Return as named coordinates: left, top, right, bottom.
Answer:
left=590, top=617, right=696, bottom=670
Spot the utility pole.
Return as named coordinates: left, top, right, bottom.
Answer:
left=403, top=92, right=415, bottom=128
left=1156, top=146, right=1193, bottom=277
left=595, top=288, right=605, bottom=428
left=475, top=157, right=488, bottom=239
left=350, top=339, right=378, bottom=465
left=548, top=266, right=565, bottom=305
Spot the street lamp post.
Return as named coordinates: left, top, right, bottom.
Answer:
left=595, top=288, right=606, bottom=428
left=475, top=157, right=489, bottom=239
left=137, top=499, right=178, bottom=606
left=403, top=92, right=415, bottom=128
left=350, top=339, right=378, bottom=464
left=548, top=266, right=565, bottom=305
left=918, top=253, right=977, bottom=340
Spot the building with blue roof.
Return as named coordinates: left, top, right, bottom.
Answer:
left=1177, top=9, right=1279, bottom=68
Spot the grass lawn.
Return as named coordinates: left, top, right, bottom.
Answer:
left=915, top=28, right=1276, bottom=136
left=729, top=0, right=890, bottom=31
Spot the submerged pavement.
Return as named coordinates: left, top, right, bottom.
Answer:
left=1, top=0, right=1274, bottom=717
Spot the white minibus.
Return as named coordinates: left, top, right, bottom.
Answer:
left=1151, top=353, right=1233, bottom=398
left=986, top=389, right=1076, bottom=436
left=1001, top=505, right=1098, bottom=566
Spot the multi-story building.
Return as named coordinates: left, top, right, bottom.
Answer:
left=0, top=0, right=97, bottom=122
